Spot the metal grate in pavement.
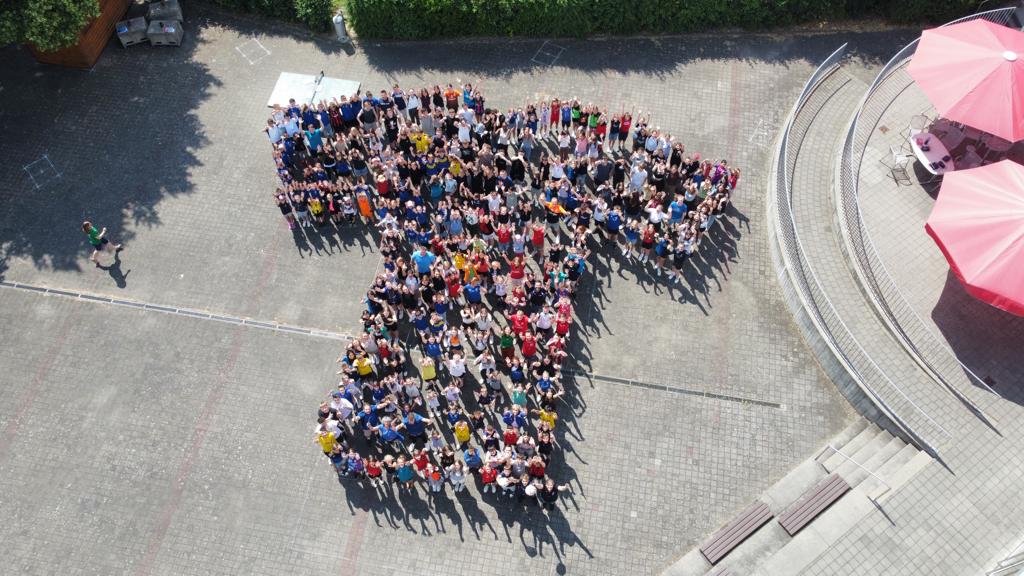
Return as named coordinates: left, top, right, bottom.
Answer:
left=0, top=280, right=353, bottom=341
left=561, top=367, right=783, bottom=409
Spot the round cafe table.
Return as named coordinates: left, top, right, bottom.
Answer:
left=910, top=132, right=954, bottom=175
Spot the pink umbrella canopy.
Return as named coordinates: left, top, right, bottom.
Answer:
left=926, top=160, right=1024, bottom=316
left=907, top=19, right=1024, bottom=143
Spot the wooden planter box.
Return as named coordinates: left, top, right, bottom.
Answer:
left=31, top=0, right=132, bottom=68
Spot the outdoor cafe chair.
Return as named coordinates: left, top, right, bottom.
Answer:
left=882, top=144, right=914, bottom=186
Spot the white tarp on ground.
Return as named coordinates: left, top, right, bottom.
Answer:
left=266, top=72, right=361, bottom=107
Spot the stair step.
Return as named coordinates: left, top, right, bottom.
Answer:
left=823, top=425, right=883, bottom=473
left=754, top=489, right=876, bottom=576
left=814, top=419, right=869, bottom=465
left=869, top=451, right=933, bottom=502
left=822, top=424, right=879, bottom=472
left=830, top=429, right=891, bottom=485
left=762, top=459, right=828, bottom=511
left=838, top=435, right=905, bottom=488
left=874, top=443, right=918, bottom=480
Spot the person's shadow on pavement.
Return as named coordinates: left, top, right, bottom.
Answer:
left=96, top=252, right=130, bottom=289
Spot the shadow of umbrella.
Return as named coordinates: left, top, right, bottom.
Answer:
left=931, top=270, right=1024, bottom=404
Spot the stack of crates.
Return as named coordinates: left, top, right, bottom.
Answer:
left=115, top=17, right=148, bottom=48
left=147, top=0, right=183, bottom=23
left=146, top=0, right=184, bottom=47
left=146, top=20, right=184, bottom=46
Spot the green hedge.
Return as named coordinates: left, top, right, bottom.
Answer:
left=295, top=0, right=334, bottom=31
left=344, top=0, right=979, bottom=40
left=208, top=0, right=332, bottom=31
left=0, top=0, right=101, bottom=52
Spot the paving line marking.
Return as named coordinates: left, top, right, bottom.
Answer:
left=22, top=154, right=62, bottom=189
left=530, top=40, right=566, bottom=66
left=135, top=325, right=246, bottom=576
left=0, top=280, right=778, bottom=407
left=338, top=508, right=369, bottom=574
left=0, top=306, right=79, bottom=462
left=561, top=367, right=783, bottom=409
left=235, top=37, right=270, bottom=65
left=135, top=226, right=286, bottom=575
left=0, top=280, right=354, bottom=341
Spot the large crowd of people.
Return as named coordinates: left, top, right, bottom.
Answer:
left=265, top=82, right=740, bottom=511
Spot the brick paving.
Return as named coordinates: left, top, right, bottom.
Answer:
left=855, top=67, right=1024, bottom=406
left=785, top=67, right=976, bottom=451
left=0, top=6, right=919, bottom=575
left=762, top=41, right=1024, bottom=575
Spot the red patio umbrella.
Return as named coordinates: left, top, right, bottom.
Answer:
left=926, top=160, right=1024, bottom=316
left=907, top=19, right=1024, bottom=143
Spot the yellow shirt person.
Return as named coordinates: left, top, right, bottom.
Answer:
left=354, top=355, right=374, bottom=377
left=413, top=132, right=430, bottom=154
left=421, top=356, right=437, bottom=382
left=453, top=252, right=467, bottom=271
left=316, top=430, right=338, bottom=454
left=533, top=408, right=558, bottom=429
left=448, top=157, right=462, bottom=177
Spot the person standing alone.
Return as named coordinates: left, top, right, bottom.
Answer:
left=82, top=221, right=121, bottom=263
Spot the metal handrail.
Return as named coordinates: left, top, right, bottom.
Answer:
left=838, top=8, right=1014, bottom=413
left=773, top=45, right=948, bottom=455
left=815, top=443, right=892, bottom=497
left=986, top=554, right=1024, bottom=576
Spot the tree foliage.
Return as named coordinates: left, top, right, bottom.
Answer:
left=343, top=0, right=980, bottom=39
left=295, top=0, right=333, bottom=32
left=0, top=0, right=101, bottom=52
left=207, top=0, right=333, bottom=31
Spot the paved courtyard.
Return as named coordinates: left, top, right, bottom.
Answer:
left=0, top=6, right=917, bottom=575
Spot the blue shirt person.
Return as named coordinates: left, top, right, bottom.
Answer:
left=463, top=447, right=483, bottom=471
left=463, top=281, right=482, bottom=305
left=412, top=247, right=437, bottom=274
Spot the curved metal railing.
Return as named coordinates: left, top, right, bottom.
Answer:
left=837, top=7, right=1014, bottom=414
left=773, top=44, right=948, bottom=456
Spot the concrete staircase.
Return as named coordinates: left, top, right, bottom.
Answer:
left=660, top=59, right=950, bottom=576
left=664, top=39, right=1024, bottom=576
left=663, top=419, right=933, bottom=576
left=768, top=61, right=980, bottom=454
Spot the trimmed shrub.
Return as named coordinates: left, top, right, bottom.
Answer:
left=883, top=0, right=976, bottom=24
left=250, top=0, right=296, bottom=21
left=206, top=0, right=332, bottom=32
left=343, top=0, right=981, bottom=40
left=295, top=0, right=333, bottom=31
left=0, top=0, right=101, bottom=52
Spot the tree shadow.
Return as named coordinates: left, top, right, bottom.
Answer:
left=196, top=3, right=349, bottom=57
left=0, top=0, right=370, bottom=282
left=0, top=22, right=223, bottom=279
left=356, top=29, right=918, bottom=79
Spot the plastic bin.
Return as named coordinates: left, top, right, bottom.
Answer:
left=147, top=0, right=183, bottom=22
left=146, top=20, right=183, bottom=46
left=115, top=17, right=148, bottom=48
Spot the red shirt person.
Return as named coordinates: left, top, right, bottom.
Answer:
left=509, top=310, right=530, bottom=335
left=521, top=332, right=538, bottom=357
left=505, top=254, right=526, bottom=284
left=555, top=313, right=572, bottom=337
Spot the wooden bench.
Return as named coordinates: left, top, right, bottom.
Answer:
left=705, top=565, right=735, bottom=576
left=777, top=473, right=850, bottom=536
left=700, top=501, right=773, bottom=565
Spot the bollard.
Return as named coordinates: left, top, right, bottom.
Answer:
left=333, top=13, right=349, bottom=42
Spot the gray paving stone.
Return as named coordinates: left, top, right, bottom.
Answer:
left=0, top=7, right=923, bottom=576
left=774, top=29, right=1024, bottom=576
